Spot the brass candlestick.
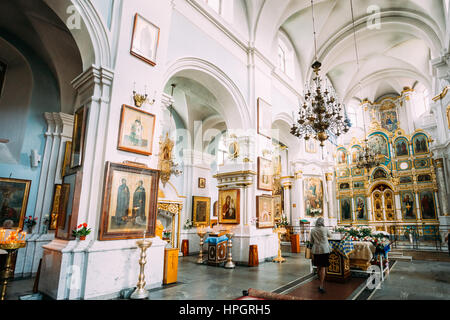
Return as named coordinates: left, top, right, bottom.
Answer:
left=273, top=227, right=286, bottom=263
left=224, top=232, right=235, bottom=269
left=130, top=239, right=152, bottom=300
left=196, top=230, right=207, bottom=264
left=1, top=242, right=26, bottom=300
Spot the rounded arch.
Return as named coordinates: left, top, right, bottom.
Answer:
left=162, top=57, right=251, bottom=130
left=43, top=0, right=112, bottom=69
left=369, top=180, right=395, bottom=194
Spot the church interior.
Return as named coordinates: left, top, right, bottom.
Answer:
left=0, top=0, right=449, bottom=302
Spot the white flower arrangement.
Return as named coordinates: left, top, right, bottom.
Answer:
left=183, top=219, right=194, bottom=230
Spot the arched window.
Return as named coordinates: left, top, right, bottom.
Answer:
left=277, top=32, right=295, bottom=79
left=205, top=0, right=222, bottom=14
left=347, top=106, right=358, bottom=128
left=278, top=45, right=286, bottom=73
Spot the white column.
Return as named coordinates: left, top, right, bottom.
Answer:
left=435, top=159, right=448, bottom=216
left=394, top=193, right=402, bottom=220
left=292, top=170, right=303, bottom=226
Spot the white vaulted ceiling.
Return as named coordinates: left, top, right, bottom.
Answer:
left=244, top=0, right=447, bottom=104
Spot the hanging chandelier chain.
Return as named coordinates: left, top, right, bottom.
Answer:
left=310, top=0, right=318, bottom=62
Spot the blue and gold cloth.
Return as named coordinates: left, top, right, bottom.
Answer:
left=204, top=235, right=228, bottom=245
left=329, top=239, right=354, bottom=258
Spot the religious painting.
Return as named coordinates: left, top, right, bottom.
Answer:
left=49, top=184, right=63, bottom=230
left=414, top=158, right=429, bottom=169
left=61, top=141, right=72, bottom=177
left=354, top=195, right=367, bottom=220
left=258, top=157, right=273, bottom=191
left=213, top=201, right=218, bottom=217
left=339, top=183, right=350, bottom=190
left=380, top=110, right=398, bottom=132
left=353, top=181, right=364, bottom=189
left=336, top=149, right=347, bottom=165
left=419, top=190, right=436, bottom=220
left=99, top=162, right=160, bottom=241
left=0, top=178, right=31, bottom=229
left=257, top=98, right=272, bottom=139
left=394, top=138, right=409, bottom=157
left=56, top=183, right=70, bottom=232
left=273, top=195, right=282, bottom=221
left=399, top=176, right=412, bottom=184
left=55, top=172, right=79, bottom=240
left=418, top=174, right=432, bottom=183
left=0, top=60, right=6, bottom=97
left=351, top=168, right=363, bottom=177
left=350, top=147, right=361, bottom=164
left=339, top=168, right=350, bottom=178
left=118, top=104, right=156, bottom=156
left=369, top=134, right=389, bottom=157
left=305, top=139, right=316, bottom=153
left=412, top=134, right=429, bottom=155
left=192, top=196, right=210, bottom=227
left=256, top=195, right=274, bottom=229
left=373, top=168, right=387, bottom=180
left=218, top=189, right=240, bottom=224
left=304, top=177, right=323, bottom=217
left=70, top=106, right=87, bottom=169
left=340, top=198, right=352, bottom=221
left=130, top=13, right=160, bottom=66
left=401, top=191, right=416, bottom=220
left=198, top=178, right=206, bottom=189
left=228, top=141, right=240, bottom=159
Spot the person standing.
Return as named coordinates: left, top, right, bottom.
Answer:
left=309, top=217, right=332, bottom=293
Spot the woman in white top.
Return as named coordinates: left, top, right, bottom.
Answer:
left=309, top=217, right=332, bottom=293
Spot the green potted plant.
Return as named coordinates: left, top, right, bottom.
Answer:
left=72, top=223, right=91, bottom=240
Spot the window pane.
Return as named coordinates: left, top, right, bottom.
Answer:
left=278, top=46, right=286, bottom=72
left=206, top=0, right=221, bottom=13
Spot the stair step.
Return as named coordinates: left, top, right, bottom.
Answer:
left=390, top=255, right=412, bottom=261
left=389, top=251, right=404, bottom=256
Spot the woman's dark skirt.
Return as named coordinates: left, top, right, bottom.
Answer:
left=313, top=253, right=330, bottom=268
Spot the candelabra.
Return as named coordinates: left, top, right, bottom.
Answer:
left=130, top=239, right=152, bottom=300
left=196, top=229, right=207, bottom=264
left=273, top=227, right=286, bottom=263
left=224, top=232, right=235, bottom=269
left=0, top=229, right=27, bottom=300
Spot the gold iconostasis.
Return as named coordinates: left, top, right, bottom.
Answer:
left=335, top=122, right=441, bottom=233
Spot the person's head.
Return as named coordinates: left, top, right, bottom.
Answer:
left=121, top=178, right=127, bottom=185
left=226, top=196, right=231, bottom=205
left=139, top=180, right=143, bottom=186
left=315, top=217, right=325, bottom=227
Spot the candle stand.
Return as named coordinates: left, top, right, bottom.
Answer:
left=196, top=230, right=207, bottom=264
left=224, top=232, right=235, bottom=269
left=130, top=239, right=152, bottom=300
left=273, top=227, right=286, bottom=263
left=1, top=242, right=26, bottom=300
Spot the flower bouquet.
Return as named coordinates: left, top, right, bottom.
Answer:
left=24, top=216, right=38, bottom=233
left=72, top=223, right=91, bottom=240
left=163, top=229, right=172, bottom=240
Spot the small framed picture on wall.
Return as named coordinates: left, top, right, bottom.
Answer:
left=70, top=106, right=88, bottom=169
left=198, top=178, right=206, bottom=189
left=118, top=104, right=156, bottom=156
left=130, top=13, right=160, bottom=66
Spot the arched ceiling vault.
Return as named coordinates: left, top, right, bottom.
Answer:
left=250, top=0, right=446, bottom=105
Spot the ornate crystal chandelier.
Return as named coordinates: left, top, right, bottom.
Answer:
left=291, top=0, right=350, bottom=147
left=356, top=137, right=382, bottom=171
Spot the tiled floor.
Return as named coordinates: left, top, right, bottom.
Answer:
left=4, top=251, right=450, bottom=300
left=369, top=260, right=450, bottom=300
